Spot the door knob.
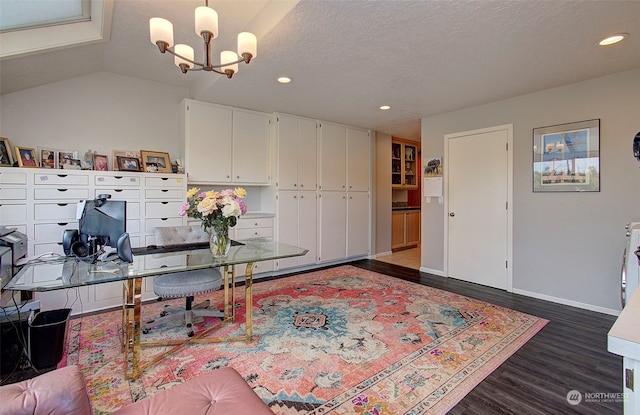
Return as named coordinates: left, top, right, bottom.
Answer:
left=449, top=212, right=455, bottom=217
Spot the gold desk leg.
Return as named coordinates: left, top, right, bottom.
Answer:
left=123, top=277, right=142, bottom=380
left=244, top=262, right=254, bottom=341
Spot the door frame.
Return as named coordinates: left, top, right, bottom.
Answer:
left=443, top=124, right=514, bottom=291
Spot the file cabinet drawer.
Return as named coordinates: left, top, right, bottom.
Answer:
left=35, top=222, right=76, bottom=242
left=0, top=204, right=27, bottom=223
left=145, top=177, right=185, bottom=188
left=95, top=175, right=140, bottom=186
left=145, top=201, right=183, bottom=218
left=93, top=188, right=140, bottom=200
left=145, top=189, right=183, bottom=199
left=34, top=188, right=90, bottom=200
left=0, top=171, right=27, bottom=184
left=34, top=173, right=89, bottom=186
left=0, top=187, right=26, bottom=200
left=34, top=203, right=78, bottom=221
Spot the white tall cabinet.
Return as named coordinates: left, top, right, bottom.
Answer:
left=317, top=122, right=370, bottom=263
left=275, top=114, right=318, bottom=270
left=180, top=99, right=270, bottom=185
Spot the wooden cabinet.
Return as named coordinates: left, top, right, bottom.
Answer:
left=181, top=99, right=270, bottom=185
left=275, top=114, right=317, bottom=191
left=392, top=138, right=419, bottom=189
left=392, top=210, right=421, bottom=250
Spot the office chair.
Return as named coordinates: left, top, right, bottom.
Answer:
left=143, top=225, right=223, bottom=337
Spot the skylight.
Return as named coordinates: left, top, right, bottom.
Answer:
left=0, top=0, right=89, bottom=33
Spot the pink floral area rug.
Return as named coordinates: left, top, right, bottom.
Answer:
left=60, top=265, right=548, bottom=414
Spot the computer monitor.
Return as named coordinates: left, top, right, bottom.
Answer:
left=78, top=195, right=126, bottom=257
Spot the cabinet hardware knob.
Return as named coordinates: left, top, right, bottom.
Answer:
left=300, top=184, right=304, bottom=188
left=449, top=212, right=455, bottom=217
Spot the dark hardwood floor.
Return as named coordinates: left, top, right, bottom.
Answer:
left=350, top=259, right=622, bottom=415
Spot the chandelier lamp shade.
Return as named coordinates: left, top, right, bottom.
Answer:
left=149, top=1, right=257, bottom=78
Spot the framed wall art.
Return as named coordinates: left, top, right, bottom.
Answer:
left=15, top=146, right=38, bottom=168
left=533, top=119, right=600, bottom=192
left=140, top=150, right=171, bottom=173
left=0, top=137, right=14, bottom=167
left=117, top=156, right=141, bottom=172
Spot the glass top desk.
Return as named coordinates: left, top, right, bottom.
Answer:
left=6, top=240, right=308, bottom=379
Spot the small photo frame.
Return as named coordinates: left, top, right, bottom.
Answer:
left=117, top=156, right=141, bottom=172
left=533, top=119, right=600, bottom=192
left=93, top=154, right=109, bottom=171
left=140, top=150, right=172, bottom=173
left=58, top=150, right=77, bottom=169
left=38, top=147, right=57, bottom=169
left=0, top=137, right=14, bottom=167
left=112, top=150, right=140, bottom=171
left=60, top=159, right=82, bottom=170
left=15, top=146, right=38, bottom=168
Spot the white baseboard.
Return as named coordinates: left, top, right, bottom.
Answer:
left=512, top=288, right=620, bottom=316
left=374, top=251, right=393, bottom=258
left=420, top=267, right=445, bottom=277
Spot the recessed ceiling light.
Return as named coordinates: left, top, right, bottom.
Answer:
left=379, top=105, right=391, bottom=110
left=599, top=33, right=628, bottom=46
left=277, top=76, right=292, bottom=84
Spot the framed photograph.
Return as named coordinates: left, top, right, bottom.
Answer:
left=93, top=154, right=109, bottom=171
left=533, top=119, right=600, bottom=192
left=117, top=156, right=141, bottom=172
left=60, top=159, right=82, bottom=170
left=112, top=150, right=140, bottom=171
left=14, top=146, right=38, bottom=168
left=0, top=137, right=14, bottom=167
left=38, top=147, right=57, bottom=169
left=140, top=150, right=172, bottom=173
left=58, top=150, right=77, bottom=169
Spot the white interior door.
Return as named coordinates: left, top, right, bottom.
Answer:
left=445, top=125, right=512, bottom=290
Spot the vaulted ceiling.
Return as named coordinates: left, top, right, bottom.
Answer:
left=1, top=0, right=638, bottom=140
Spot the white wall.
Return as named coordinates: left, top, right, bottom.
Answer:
left=421, top=69, right=640, bottom=314
left=375, top=131, right=392, bottom=255
left=0, top=71, right=188, bottom=161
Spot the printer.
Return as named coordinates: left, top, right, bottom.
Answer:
left=0, top=226, right=27, bottom=272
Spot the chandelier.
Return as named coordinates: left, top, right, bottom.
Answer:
left=149, top=1, right=257, bottom=78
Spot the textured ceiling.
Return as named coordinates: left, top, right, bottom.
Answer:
left=1, top=0, right=639, bottom=140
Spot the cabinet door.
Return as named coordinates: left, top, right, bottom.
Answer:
left=233, top=110, right=270, bottom=184
left=298, top=191, right=317, bottom=266
left=185, top=101, right=232, bottom=183
left=405, top=211, right=421, bottom=245
left=276, top=191, right=299, bottom=269
left=319, top=191, right=346, bottom=262
left=319, top=123, right=346, bottom=191
left=347, top=128, right=370, bottom=192
left=392, top=211, right=405, bottom=249
left=347, top=192, right=369, bottom=257
left=276, top=115, right=299, bottom=190
left=298, top=118, right=317, bottom=190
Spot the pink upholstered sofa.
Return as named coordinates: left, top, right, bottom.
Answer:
left=0, top=365, right=274, bottom=415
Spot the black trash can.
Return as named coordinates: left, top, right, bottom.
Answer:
left=28, top=308, right=72, bottom=369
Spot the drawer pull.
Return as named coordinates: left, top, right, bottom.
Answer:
left=161, top=189, right=168, bottom=192
left=57, top=188, right=68, bottom=192
left=161, top=218, right=168, bottom=221
left=57, top=203, right=68, bottom=206
left=57, top=175, right=68, bottom=178
left=114, top=189, right=123, bottom=193
left=161, top=178, right=169, bottom=181
left=161, top=202, right=168, bottom=205
left=57, top=223, right=69, bottom=226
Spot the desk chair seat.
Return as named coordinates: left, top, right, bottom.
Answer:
left=144, top=225, right=223, bottom=337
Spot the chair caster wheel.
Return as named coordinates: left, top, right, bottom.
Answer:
left=160, top=311, right=168, bottom=317
left=142, top=328, right=149, bottom=334
left=186, top=323, right=192, bottom=328
left=188, top=331, right=194, bottom=337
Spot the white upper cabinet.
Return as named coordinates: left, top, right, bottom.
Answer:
left=232, top=109, right=271, bottom=184
left=182, top=100, right=233, bottom=183
left=276, top=114, right=317, bottom=191
left=318, top=122, right=347, bottom=191
left=181, top=99, right=270, bottom=185
left=347, top=128, right=370, bottom=191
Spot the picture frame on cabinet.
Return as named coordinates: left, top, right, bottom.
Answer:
left=60, top=159, right=82, bottom=170
left=93, top=154, right=109, bottom=171
left=117, top=156, right=141, bottom=171
left=15, top=146, right=38, bottom=168
left=58, top=150, right=77, bottom=169
left=38, top=147, right=57, bottom=169
left=112, top=149, right=140, bottom=171
left=0, top=137, right=14, bottom=167
left=140, top=150, right=172, bottom=173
